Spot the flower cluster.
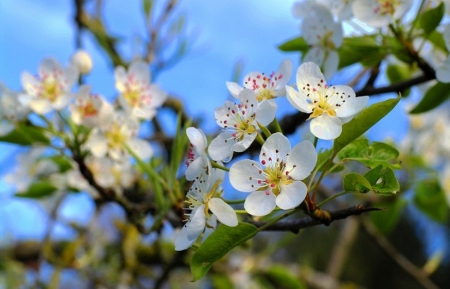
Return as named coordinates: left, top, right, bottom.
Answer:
left=3, top=53, right=167, bottom=196
left=175, top=59, right=368, bottom=250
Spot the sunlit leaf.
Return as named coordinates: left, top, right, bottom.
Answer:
left=191, top=223, right=258, bottom=281
left=333, top=96, right=401, bottom=154
left=15, top=181, right=58, bottom=198
left=343, top=173, right=372, bottom=193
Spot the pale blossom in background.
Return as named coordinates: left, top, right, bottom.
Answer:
left=352, top=0, right=412, bottom=28
left=115, top=61, right=167, bottom=120
left=0, top=82, right=30, bottom=135
left=185, top=127, right=212, bottom=181
left=19, top=58, right=79, bottom=114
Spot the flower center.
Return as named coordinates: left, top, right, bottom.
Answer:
left=105, top=123, right=127, bottom=149
left=262, top=161, right=293, bottom=196
left=319, top=30, right=335, bottom=50
left=374, top=0, right=399, bottom=15
left=123, top=86, right=142, bottom=107
left=41, top=78, right=62, bottom=102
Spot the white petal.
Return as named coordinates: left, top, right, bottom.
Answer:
left=202, top=215, right=217, bottom=243
left=443, top=24, right=450, bottom=52
left=86, top=132, right=108, bottom=157
left=29, top=99, right=53, bottom=114
left=114, top=66, right=128, bottom=92
left=129, top=61, right=150, bottom=83
left=174, top=226, right=197, bottom=251
left=21, top=72, right=40, bottom=96
left=296, top=62, right=327, bottom=92
left=260, top=132, right=291, bottom=165
left=244, top=191, right=276, bottom=216
left=64, top=66, right=79, bottom=89
left=255, top=100, right=277, bottom=126
left=322, top=50, right=339, bottom=80
left=304, top=47, right=325, bottom=68
left=39, top=58, right=63, bottom=77
left=186, top=127, right=207, bottom=152
left=286, top=141, right=317, bottom=180
left=186, top=205, right=206, bottom=240
left=276, top=181, right=307, bottom=210
left=310, top=114, right=342, bottom=140
left=286, top=85, right=312, bottom=113
left=127, top=138, right=153, bottom=160
left=274, top=59, right=293, bottom=90
left=229, top=160, right=264, bottom=192
left=209, top=198, right=238, bottom=227
left=232, top=132, right=256, bottom=152
left=208, top=132, right=236, bottom=162
left=185, top=156, right=205, bottom=181
left=336, top=95, right=369, bottom=118
left=226, top=81, right=243, bottom=98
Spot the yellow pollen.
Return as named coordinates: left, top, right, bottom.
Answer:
left=105, top=123, right=126, bottom=148
left=256, top=88, right=275, bottom=102
left=41, top=80, right=61, bottom=102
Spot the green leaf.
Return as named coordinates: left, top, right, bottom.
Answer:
left=409, top=82, right=450, bottom=114
left=0, top=124, right=50, bottom=146
left=333, top=96, right=401, bottom=154
left=419, top=2, right=444, bottom=36
left=191, top=222, right=258, bottom=281
left=343, top=173, right=372, bottom=193
left=278, top=36, right=309, bottom=52
left=142, top=0, right=153, bottom=16
left=428, top=30, right=448, bottom=53
left=364, top=165, right=384, bottom=186
left=370, top=198, right=407, bottom=235
left=413, top=178, right=449, bottom=223
left=15, top=182, right=58, bottom=198
left=338, top=139, right=400, bottom=169
left=259, top=265, right=306, bottom=289
left=338, top=35, right=386, bottom=68
left=47, top=155, right=73, bottom=173
left=371, top=167, right=400, bottom=195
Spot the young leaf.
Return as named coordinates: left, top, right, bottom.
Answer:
left=333, top=96, right=401, bottom=154
left=191, top=222, right=258, bottom=281
left=413, top=178, right=449, bottom=223
left=278, top=36, right=309, bottom=52
left=343, top=173, right=372, bottom=193
left=371, top=167, right=400, bottom=195
left=0, top=124, right=50, bottom=146
left=338, top=35, right=386, bottom=68
left=409, top=82, right=450, bottom=114
left=419, top=2, right=444, bottom=36
left=15, top=181, right=58, bottom=198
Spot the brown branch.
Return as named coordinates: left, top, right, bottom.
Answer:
left=252, top=205, right=382, bottom=233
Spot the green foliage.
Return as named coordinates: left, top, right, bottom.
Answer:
left=428, top=30, right=448, bottom=53
left=413, top=178, right=449, bottom=223
left=368, top=166, right=400, bottom=195
left=370, top=198, right=407, bottom=235
left=333, top=96, right=401, bottom=154
left=419, top=2, right=445, bottom=36
left=47, top=155, right=73, bottom=173
left=409, top=82, right=450, bottom=114
left=190, top=223, right=258, bottom=281
left=343, top=173, right=372, bottom=192
left=317, top=149, right=343, bottom=173
left=386, top=63, right=413, bottom=96
left=278, top=36, right=309, bottom=53
left=338, top=138, right=401, bottom=169
left=338, top=35, right=386, bottom=68
left=15, top=181, right=58, bottom=198
left=0, top=124, right=50, bottom=146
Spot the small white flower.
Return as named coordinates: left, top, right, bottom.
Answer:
left=226, top=59, right=292, bottom=102
left=185, top=127, right=212, bottom=181
left=294, top=1, right=343, bottom=79
left=208, top=89, right=277, bottom=162
left=69, top=85, right=113, bottom=128
left=229, top=133, right=317, bottom=216
left=175, top=169, right=238, bottom=251
left=70, top=50, right=93, bottom=75
left=115, top=61, right=167, bottom=120
left=317, top=0, right=355, bottom=21
left=85, top=110, right=153, bottom=161
left=20, top=58, right=79, bottom=114
left=286, top=62, right=369, bottom=140
left=0, top=82, right=29, bottom=135
left=352, top=0, right=412, bottom=28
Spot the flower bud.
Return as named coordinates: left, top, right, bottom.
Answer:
left=70, top=50, right=93, bottom=75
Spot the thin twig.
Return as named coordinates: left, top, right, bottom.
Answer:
left=361, top=216, right=440, bottom=289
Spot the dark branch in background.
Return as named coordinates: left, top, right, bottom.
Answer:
left=252, top=205, right=382, bottom=234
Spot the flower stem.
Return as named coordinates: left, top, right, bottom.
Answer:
left=272, top=118, right=283, bottom=133
left=211, top=161, right=229, bottom=172
left=258, top=122, right=272, bottom=138
left=255, top=133, right=265, bottom=145
left=313, top=136, right=318, bottom=148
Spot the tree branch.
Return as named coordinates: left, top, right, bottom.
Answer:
left=252, top=205, right=382, bottom=233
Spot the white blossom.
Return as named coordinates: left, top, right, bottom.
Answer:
left=0, top=82, right=29, bottom=135
left=352, top=0, right=412, bottom=28
left=185, top=127, right=211, bottom=181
